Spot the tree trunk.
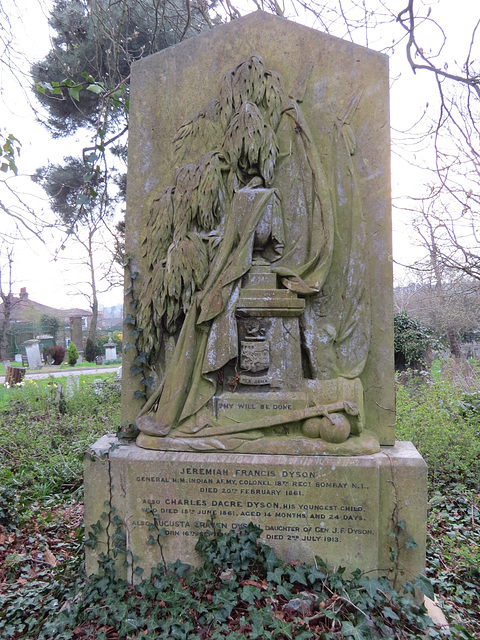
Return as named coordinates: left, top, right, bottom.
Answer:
left=447, top=329, right=462, bottom=360
left=87, top=232, right=98, bottom=344
left=0, top=315, right=9, bottom=361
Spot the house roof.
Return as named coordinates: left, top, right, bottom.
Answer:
left=0, top=288, right=91, bottom=324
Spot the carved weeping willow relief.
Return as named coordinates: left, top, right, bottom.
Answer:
left=133, top=55, right=374, bottom=455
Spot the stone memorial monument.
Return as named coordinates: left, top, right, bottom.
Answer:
left=104, top=337, right=117, bottom=362
left=85, top=11, right=427, bottom=585
left=23, top=339, right=42, bottom=369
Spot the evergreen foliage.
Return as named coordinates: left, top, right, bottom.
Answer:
left=31, top=0, right=209, bottom=137
left=40, top=314, right=61, bottom=343
left=84, top=337, right=99, bottom=362
left=66, top=341, right=79, bottom=366
left=394, top=312, right=442, bottom=370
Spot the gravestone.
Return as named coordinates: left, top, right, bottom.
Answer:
left=104, top=338, right=117, bottom=361
left=85, top=11, right=427, bottom=584
left=65, top=375, right=80, bottom=398
left=23, top=339, right=42, bottom=369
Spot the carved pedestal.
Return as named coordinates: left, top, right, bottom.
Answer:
left=85, top=438, right=427, bottom=588
left=223, top=265, right=305, bottom=393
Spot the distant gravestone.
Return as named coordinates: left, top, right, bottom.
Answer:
left=65, top=375, right=80, bottom=398
left=104, top=338, right=117, bottom=361
left=85, top=11, right=427, bottom=585
left=23, top=339, right=42, bottom=369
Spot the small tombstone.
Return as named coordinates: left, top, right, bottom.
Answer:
left=104, top=338, right=117, bottom=361
left=14, top=354, right=22, bottom=363
left=5, top=366, right=25, bottom=386
left=65, top=375, right=80, bottom=398
left=23, top=339, right=42, bottom=369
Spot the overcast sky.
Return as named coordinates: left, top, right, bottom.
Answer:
left=1, top=0, right=478, bottom=309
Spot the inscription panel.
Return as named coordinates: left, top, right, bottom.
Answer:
left=123, top=451, right=380, bottom=573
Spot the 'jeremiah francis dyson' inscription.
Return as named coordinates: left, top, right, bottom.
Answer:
left=120, top=449, right=380, bottom=573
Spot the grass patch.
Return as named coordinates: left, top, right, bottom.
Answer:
left=396, top=374, right=480, bottom=488
left=0, top=374, right=120, bottom=526
left=0, top=362, right=121, bottom=375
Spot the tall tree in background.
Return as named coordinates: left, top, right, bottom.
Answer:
left=33, top=157, right=113, bottom=342
left=31, top=0, right=215, bottom=309
left=0, top=247, right=17, bottom=361
left=40, top=313, right=61, bottom=343
left=32, top=0, right=211, bottom=136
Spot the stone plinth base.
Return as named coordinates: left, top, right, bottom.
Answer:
left=84, top=439, right=427, bottom=584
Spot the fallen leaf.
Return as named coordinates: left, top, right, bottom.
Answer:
left=240, top=578, right=268, bottom=590
left=43, top=547, right=58, bottom=567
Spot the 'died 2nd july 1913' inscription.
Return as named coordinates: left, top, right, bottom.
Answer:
left=128, top=462, right=378, bottom=563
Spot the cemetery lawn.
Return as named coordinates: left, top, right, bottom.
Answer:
left=0, top=362, right=121, bottom=375
left=0, top=364, right=478, bottom=639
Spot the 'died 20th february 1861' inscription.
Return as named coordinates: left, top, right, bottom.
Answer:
left=126, top=457, right=380, bottom=568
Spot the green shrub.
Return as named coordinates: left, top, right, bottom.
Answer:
left=396, top=376, right=480, bottom=487
left=84, top=337, right=100, bottom=362
left=394, top=312, right=442, bottom=370
left=67, top=341, right=79, bottom=366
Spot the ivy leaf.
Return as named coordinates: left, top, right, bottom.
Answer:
left=414, top=574, right=435, bottom=600
left=277, top=584, right=294, bottom=599
left=406, top=536, right=418, bottom=549
left=240, top=584, right=261, bottom=605
left=287, top=564, right=308, bottom=586
left=87, top=83, right=104, bottom=94
left=68, top=86, right=81, bottom=101
left=169, top=559, right=190, bottom=578
left=382, top=606, right=400, bottom=621
left=341, top=620, right=370, bottom=640
left=130, top=364, right=143, bottom=375
left=248, top=609, right=266, bottom=639
left=267, top=567, right=285, bottom=585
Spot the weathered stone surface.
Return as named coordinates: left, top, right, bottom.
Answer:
left=85, top=437, right=427, bottom=584
left=90, top=11, right=427, bottom=586
left=123, top=11, right=395, bottom=449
